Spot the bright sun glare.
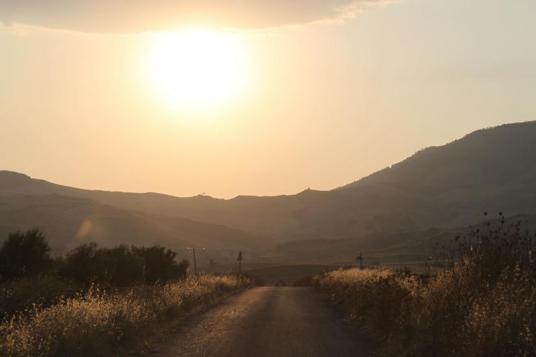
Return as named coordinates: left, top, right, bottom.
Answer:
left=145, top=29, right=249, bottom=112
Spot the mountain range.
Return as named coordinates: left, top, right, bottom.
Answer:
left=2, top=121, right=536, bottom=264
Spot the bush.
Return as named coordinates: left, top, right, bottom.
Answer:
left=132, top=246, right=189, bottom=284
left=56, top=243, right=100, bottom=286
left=0, top=229, right=53, bottom=281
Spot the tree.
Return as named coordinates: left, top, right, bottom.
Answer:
left=132, top=246, right=189, bottom=283
left=171, top=259, right=190, bottom=281
left=58, top=243, right=99, bottom=285
left=0, top=229, right=53, bottom=280
left=59, top=243, right=144, bottom=286
left=59, top=243, right=187, bottom=286
left=94, top=245, right=144, bottom=286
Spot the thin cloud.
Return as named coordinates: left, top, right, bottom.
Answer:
left=0, top=1, right=386, bottom=33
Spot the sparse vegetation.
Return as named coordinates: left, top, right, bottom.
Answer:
left=314, top=217, right=536, bottom=356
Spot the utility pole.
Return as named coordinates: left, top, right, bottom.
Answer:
left=192, top=248, right=198, bottom=277
left=357, top=252, right=364, bottom=270
left=237, top=251, right=243, bottom=275
left=425, top=256, right=433, bottom=276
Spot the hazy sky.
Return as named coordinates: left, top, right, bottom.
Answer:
left=1, top=0, right=535, bottom=198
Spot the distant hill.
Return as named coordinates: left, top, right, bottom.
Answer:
left=343, top=121, right=536, bottom=192
left=2, top=121, right=536, bottom=261
left=271, top=213, right=536, bottom=266
left=0, top=193, right=263, bottom=261
left=336, top=121, right=536, bottom=227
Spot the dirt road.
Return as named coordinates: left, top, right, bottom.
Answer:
left=157, top=287, right=368, bottom=357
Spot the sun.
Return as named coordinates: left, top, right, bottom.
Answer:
left=144, top=29, right=249, bottom=112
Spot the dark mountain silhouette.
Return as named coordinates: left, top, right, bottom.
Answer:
left=343, top=121, right=536, bottom=192
left=2, top=121, right=536, bottom=260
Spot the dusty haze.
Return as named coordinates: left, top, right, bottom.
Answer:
left=1, top=0, right=535, bottom=198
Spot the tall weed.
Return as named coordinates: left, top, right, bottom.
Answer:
left=315, top=220, right=536, bottom=356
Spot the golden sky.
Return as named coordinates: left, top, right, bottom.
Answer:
left=1, top=0, right=535, bottom=198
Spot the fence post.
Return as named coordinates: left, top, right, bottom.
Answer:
left=237, top=251, right=243, bottom=275
left=192, top=248, right=198, bottom=277
left=357, top=252, right=364, bottom=270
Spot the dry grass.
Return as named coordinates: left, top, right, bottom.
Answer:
left=314, top=219, right=536, bottom=356
left=0, top=275, right=250, bottom=356
left=315, top=266, right=536, bottom=357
